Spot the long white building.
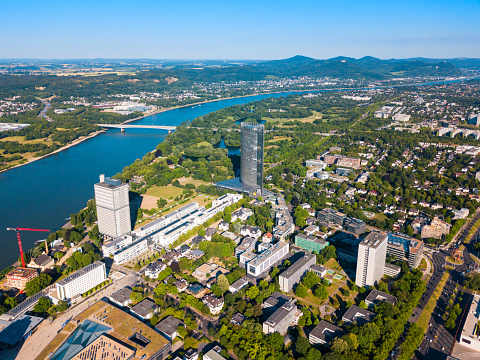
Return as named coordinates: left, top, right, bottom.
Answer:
left=245, top=242, right=289, bottom=278
left=94, top=175, right=131, bottom=238
left=135, top=194, right=243, bottom=248
left=102, top=234, right=133, bottom=257
left=113, top=238, right=148, bottom=265
left=355, top=231, right=388, bottom=287
left=56, top=261, right=106, bottom=301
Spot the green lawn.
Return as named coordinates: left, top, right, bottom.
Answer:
left=146, top=185, right=183, bottom=199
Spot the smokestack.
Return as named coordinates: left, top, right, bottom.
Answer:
left=45, top=239, right=48, bottom=255
left=99, top=174, right=105, bottom=183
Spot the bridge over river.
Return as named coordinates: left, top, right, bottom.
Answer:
left=96, top=124, right=177, bottom=132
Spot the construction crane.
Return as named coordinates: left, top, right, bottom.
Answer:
left=6, top=228, right=50, bottom=267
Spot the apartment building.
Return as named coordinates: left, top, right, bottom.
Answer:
left=355, top=232, right=388, bottom=287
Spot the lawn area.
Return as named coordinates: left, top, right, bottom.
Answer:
left=62, top=322, right=77, bottom=333
left=418, top=258, right=428, bottom=271
left=324, top=258, right=343, bottom=271
left=35, top=332, right=69, bottom=360
left=1, top=135, right=55, bottom=145
left=326, top=281, right=341, bottom=297
left=145, top=185, right=183, bottom=199
left=417, top=269, right=450, bottom=331
left=178, top=178, right=209, bottom=188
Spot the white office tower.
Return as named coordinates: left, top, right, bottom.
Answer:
left=94, top=174, right=131, bottom=238
left=355, top=231, right=388, bottom=287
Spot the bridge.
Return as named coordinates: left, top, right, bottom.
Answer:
left=96, top=124, right=177, bottom=133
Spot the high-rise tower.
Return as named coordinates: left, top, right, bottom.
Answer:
left=240, top=122, right=264, bottom=193
left=355, top=231, right=387, bottom=287
left=94, top=174, right=131, bottom=238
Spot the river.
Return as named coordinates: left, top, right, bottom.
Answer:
left=0, top=93, right=295, bottom=270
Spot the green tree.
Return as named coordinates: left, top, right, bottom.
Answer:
left=25, top=274, right=52, bottom=297
left=217, top=274, right=230, bottom=294
left=295, top=284, right=308, bottom=298
left=314, top=284, right=328, bottom=299
left=33, top=297, right=51, bottom=313
left=295, top=336, right=311, bottom=356
left=5, top=296, right=19, bottom=309
left=246, top=285, right=259, bottom=300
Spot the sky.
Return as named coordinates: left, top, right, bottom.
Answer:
left=1, top=0, right=480, bottom=60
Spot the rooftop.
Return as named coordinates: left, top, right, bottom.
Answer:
left=57, top=261, right=104, bottom=286
left=0, top=315, right=43, bottom=347
left=71, top=334, right=135, bottom=360
left=309, top=320, right=345, bottom=345
left=109, top=287, right=132, bottom=305
left=130, top=298, right=157, bottom=318
left=279, top=253, right=316, bottom=280
left=6, top=267, right=37, bottom=279
left=342, top=305, right=376, bottom=324
left=155, top=315, right=184, bottom=337
left=365, top=289, right=397, bottom=305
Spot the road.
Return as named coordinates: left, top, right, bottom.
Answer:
left=0, top=272, right=140, bottom=360
left=38, top=99, right=52, bottom=122
left=412, top=223, right=478, bottom=360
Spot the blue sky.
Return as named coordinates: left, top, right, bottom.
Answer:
left=1, top=0, right=479, bottom=59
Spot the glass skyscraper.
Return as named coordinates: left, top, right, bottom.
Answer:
left=215, top=122, right=265, bottom=195
left=240, top=122, right=264, bottom=192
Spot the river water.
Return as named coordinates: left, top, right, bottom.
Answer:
left=0, top=93, right=294, bottom=270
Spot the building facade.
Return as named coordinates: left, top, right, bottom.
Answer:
left=5, top=267, right=38, bottom=291
left=240, top=122, right=264, bottom=193
left=279, top=253, right=316, bottom=292
left=113, top=238, right=148, bottom=265
left=355, top=232, right=388, bottom=287
left=56, top=261, right=107, bottom=301
left=94, top=175, right=131, bottom=238
left=262, top=301, right=298, bottom=336
left=387, top=233, right=424, bottom=268
left=295, top=233, right=329, bottom=253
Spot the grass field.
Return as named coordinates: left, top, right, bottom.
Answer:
left=324, top=258, right=343, bottom=271
left=1, top=135, right=55, bottom=145
left=178, top=178, right=209, bottom=187
left=464, top=217, right=480, bottom=243
left=146, top=185, right=184, bottom=199
left=417, top=269, right=450, bottom=331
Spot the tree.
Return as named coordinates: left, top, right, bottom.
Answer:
left=33, top=297, right=51, bottom=313
left=157, top=198, right=167, bottom=208
left=303, top=271, right=321, bottom=288
left=295, top=336, right=311, bottom=356
left=359, top=300, right=367, bottom=309
left=267, top=332, right=284, bottom=352
left=66, top=256, right=80, bottom=271
left=198, top=228, right=206, bottom=237
left=295, top=284, right=308, bottom=298
left=223, top=208, right=232, bottom=223
left=82, top=253, right=93, bottom=267
left=56, top=300, right=69, bottom=313
left=25, top=274, right=52, bottom=297
left=246, top=285, right=259, bottom=300
left=150, top=315, right=159, bottom=326
left=5, top=296, right=19, bottom=309
left=184, top=337, right=199, bottom=350
left=217, top=274, right=230, bottom=294
left=331, top=338, right=349, bottom=353
left=177, top=326, right=188, bottom=338
left=314, top=284, right=328, bottom=299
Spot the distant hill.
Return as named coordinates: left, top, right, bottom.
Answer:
left=253, top=56, right=464, bottom=79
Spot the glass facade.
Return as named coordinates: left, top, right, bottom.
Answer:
left=240, top=122, right=264, bottom=192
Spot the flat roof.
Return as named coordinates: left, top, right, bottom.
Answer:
left=279, top=253, right=316, bottom=280
left=365, top=289, right=397, bottom=305
left=130, top=298, right=156, bottom=318
left=6, top=267, right=37, bottom=279
left=109, top=287, right=132, bottom=305
left=71, top=334, right=135, bottom=360
left=309, top=320, right=345, bottom=344
left=0, top=315, right=43, bottom=347
left=57, top=262, right=104, bottom=286
left=342, top=305, right=375, bottom=323
left=73, top=300, right=169, bottom=359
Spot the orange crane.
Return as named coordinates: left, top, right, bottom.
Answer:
left=6, top=228, right=50, bottom=267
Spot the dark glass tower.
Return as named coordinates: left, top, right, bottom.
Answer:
left=240, top=122, right=264, bottom=193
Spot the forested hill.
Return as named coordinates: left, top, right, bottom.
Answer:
left=253, top=55, right=463, bottom=79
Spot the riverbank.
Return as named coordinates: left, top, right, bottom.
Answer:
left=0, top=129, right=106, bottom=174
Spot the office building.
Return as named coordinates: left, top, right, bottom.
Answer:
left=387, top=233, right=424, bottom=268
left=262, top=292, right=295, bottom=317
left=94, top=175, right=131, bottom=238
left=295, top=233, right=329, bottom=253
left=316, top=208, right=346, bottom=225
left=245, top=242, right=289, bottom=278
left=341, top=305, right=375, bottom=325
left=56, top=262, right=106, bottom=301
left=155, top=315, right=185, bottom=341
left=5, top=267, right=38, bottom=291
left=364, top=289, right=397, bottom=309
left=229, top=277, right=249, bottom=293
left=278, top=253, right=316, bottom=292
left=109, top=287, right=133, bottom=307
left=235, top=237, right=256, bottom=257
left=101, top=234, right=133, bottom=257
left=113, top=238, right=148, bottom=265
left=215, top=122, right=264, bottom=195
left=355, top=232, right=388, bottom=287
left=459, top=294, right=480, bottom=351
left=309, top=320, right=346, bottom=346
left=344, top=217, right=366, bottom=235
left=263, top=300, right=299, bottom=336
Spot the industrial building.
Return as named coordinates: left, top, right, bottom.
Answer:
left=355, top=232, right=388, bottom=287
left=94, top=175, right=131, bottom=238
